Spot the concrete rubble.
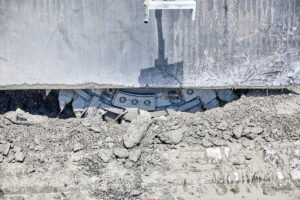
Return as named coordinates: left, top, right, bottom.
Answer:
left=0, top=90, right=299, bottom=199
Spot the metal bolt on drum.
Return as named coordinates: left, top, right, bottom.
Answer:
left=187, top=89, right=194, bottom=95
left=132, top=99, right=138, bottom=105
left=119, top=97, right=126, bottom=103
left=144, top=100, right=151, bottom=106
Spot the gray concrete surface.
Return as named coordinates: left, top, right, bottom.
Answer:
left=0, top=0, right=300, bottom=89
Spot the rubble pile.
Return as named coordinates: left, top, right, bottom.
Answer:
left=0, top=90, right=299, bottom=199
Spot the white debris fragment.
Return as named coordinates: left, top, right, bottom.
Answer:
left=290, top=169, right=300, bottom=180
left=224, top=147, right=230, bottom=159
left=206, top=148, right=222, bottom=161
left=233, top=172, right=239, bottom=183
left=277, top=170, right=285, bottom=180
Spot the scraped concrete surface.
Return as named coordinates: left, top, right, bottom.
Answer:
left=0, top=0, right=300, bottom=88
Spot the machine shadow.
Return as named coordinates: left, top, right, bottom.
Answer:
left=138, top=10, right=184, bottom=87
left=0, top=90, right=74, bottom=118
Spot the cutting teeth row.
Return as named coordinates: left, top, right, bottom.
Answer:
left=58, top=89, right=237, bottom=121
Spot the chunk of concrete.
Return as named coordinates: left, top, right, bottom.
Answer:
left=15, top=151, right=25, bottom=162
left=99, top=149, right=113, bottom=163
left=232, top=125, right=243, bottom=139
left=114, top=147, right=129, bottom=159
left=217, top=121, right=228, bottom=131
left=73, top=143, right=84, bottom=152
left=129, top=149, right=141, bottom=163
left=244, top=126, right=264, bottom=135
left=202, top=138, right=214, bottom=148
left=123, top=111, right=151, bottom=148
left=123, top=108, right=139, bottom=121
left=0, top=143, right=10, bottom=156
left=159, top=128, right=185, bottom=145
left=290, top=169, right=300, bottom=180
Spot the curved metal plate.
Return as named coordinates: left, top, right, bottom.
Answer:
left=112, top=91, right=156, bottom=111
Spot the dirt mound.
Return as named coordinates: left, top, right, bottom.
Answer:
left=0, top=91, right=300, bottom=199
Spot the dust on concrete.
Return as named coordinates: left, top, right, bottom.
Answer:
left=0, top=90, right=300, bottom=200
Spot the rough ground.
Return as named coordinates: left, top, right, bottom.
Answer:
left=0, top=90, right=300, bottom=200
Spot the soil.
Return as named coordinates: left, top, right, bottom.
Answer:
left=0, top=89, right=300, bottom=200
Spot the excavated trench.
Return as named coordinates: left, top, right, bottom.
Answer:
left=0, top=88, right=300, bottom=200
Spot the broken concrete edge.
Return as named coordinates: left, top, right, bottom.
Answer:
left=0, top=83, right=299, bottom=90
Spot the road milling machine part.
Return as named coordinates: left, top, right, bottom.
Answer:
left=0, top=0, right=300, bottom=118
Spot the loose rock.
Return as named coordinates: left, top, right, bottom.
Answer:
left=0, top=143, right=10, bottom=156
left=245, top=155, right=252, bottom=160
left=123, top=111, right=151, bottom=148
left=159, top=128, right=185, bottom=145
left=242, top=140, right=251, bottom=148
left=129, top=149, right=141, bottom=163
left=202, top=138, right=214, bottom=148
left=244, top=126, right=264, bottom=135
left=73, top=143, right=84, bottom=152
left=15, top=151, right=25, bottom=162
left=232, top=125, right=243, bottom=139
left=246, top=133, right=257, bottom=140
left=99, top=149, right=113, bottom=163
left=217, top=121, right=228, bottom=131
left=114, top=147, right=129, bottom=159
